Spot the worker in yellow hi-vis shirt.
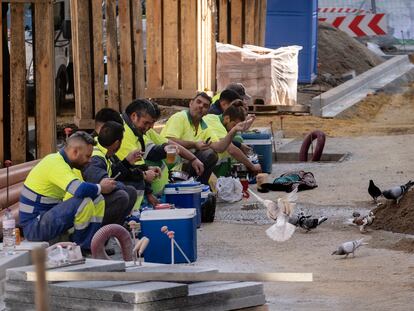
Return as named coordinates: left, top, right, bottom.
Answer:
left=161, top=92, right=256, bottom=185
left=19, top=132, right=116, bottom=251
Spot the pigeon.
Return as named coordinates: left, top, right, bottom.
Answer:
left=249, top=187, right=298, bottom=242
left=382, top=180, right=414, bottom=204
left=332, top=238, right=366, bottom=258
left=289, top=213, right=328, bottom=232
left=368, top=180, right=382, bottom=203
left=348, top=211, right=375, bottom=233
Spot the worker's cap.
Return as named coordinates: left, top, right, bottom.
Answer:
left=225, top=82, right=251, bottom=101
left=219, top=89, right=242, bottom=103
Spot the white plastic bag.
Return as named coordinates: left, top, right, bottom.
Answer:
left=216, top=177, right=243, bottom=203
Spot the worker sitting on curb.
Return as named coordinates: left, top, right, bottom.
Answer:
left=203, top=100, right=262, bottom=177
left=211, top=82, right=252, bottom=110
left=115, top=99, right=205, bottom=205
left=82, top=121, right=138, bottom=226
left=161, top=92, right=256, bottom=185
left=18, top=132, right=116, bottom=250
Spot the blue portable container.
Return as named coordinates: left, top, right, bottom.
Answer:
left=164, top=182, right=202, bottom=227
left=140, top=209, right=197, bottom=264
left=265, top=0, right=318, bottom=83
left=242, top=131, right=273, bottom=174
left=200, top=185, right=211, bottom=205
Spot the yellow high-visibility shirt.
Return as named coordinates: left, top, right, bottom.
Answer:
left=202, top=114, right=230, bottom=160
left=160, top=110, right=218, bottom=144
left=24, top=152, right=79, bottom=199
left=116, top=121, right=145, bottom=165
left=145, top=128, right=168, bottom=145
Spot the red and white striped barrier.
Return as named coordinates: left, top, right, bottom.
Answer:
left=318, top=7, right=367, bottom=14
left=318, top=12, right=387, bottom=37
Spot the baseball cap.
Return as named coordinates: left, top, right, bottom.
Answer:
left=225, top=82, right=251, bottom=101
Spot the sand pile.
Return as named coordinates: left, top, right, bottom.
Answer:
left=318, top=22, right=384, bottom=77
left=372, top=189, right=414, bottom=235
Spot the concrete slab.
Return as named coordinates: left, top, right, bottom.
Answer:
left=6, top=258, right=125, bottom=281
left=126, top=265, right=219, bottom=274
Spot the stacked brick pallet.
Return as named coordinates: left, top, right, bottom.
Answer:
left=4, top=259, right=266, bottom=311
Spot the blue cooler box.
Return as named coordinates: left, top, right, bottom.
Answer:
left=140, top=209, right=197, bottom=264
left=200, top=185, right=211, bottom=205
left=242, top=131, right=273, bottom=173
left=164, top=182, right=202, bottom=227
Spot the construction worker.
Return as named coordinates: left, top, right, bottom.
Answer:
left=82, top=121, right=138, bottom=226
left=203, top=100, right=261, bottom=177
left=161, top=92, right=256, bottom=185
left=18, top=132, right=116, bottom=250
left=208, top=89, right=242, bottom=115
left=211, top=82, right=252, bottom=109
left=115, top=99, right=204, bottom=204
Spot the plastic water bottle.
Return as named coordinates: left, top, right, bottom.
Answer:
left=2, top=209, right=16, bottom=255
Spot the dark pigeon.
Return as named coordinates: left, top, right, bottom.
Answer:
left=368, top=180, right=382, bottom=203
left=289, top=213, right=328, bottom=232
left=382, top=180, right=414, bottom=204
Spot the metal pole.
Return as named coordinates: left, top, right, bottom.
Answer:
left=371, top=0, right=377, bottom=13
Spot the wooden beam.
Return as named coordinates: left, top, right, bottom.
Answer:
left=7, top=0, right=50, bottom=3
left=146, top=0, right=162, bottom=89
left=218, top=0, right=228, bottom=43
left=70, top=0, right=93, bottom=124
left=163, top=0, right=179, bottom=90
left=31, top=248, right=49, bottom=311
left=105, top=0, right=120, bottom=111
left=10, top=3, right=27, bottom=163
left=118, top=0, right=134, bottom=110
left=132, top=0, right=145, bottom=98
left=245, top=0, right=256, bottom=44
left=91, top=0, right=105, bottom=114
left=144, top=88, right=198, bottom=99
left=0, top=2, right=3, bottom=164
left=34, top=1, right=56, bottom=158
left=230, top=0, right=243, bottom=46
left=258, top=0, right=267, bottom=46
left=254, top=0, right=260, bottom=45
left=180, top=0, right=197, bottom=90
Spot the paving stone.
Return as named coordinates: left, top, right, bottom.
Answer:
left=126, top=265, right=219, bottom=274
left=6, top=258, right=125, bottom=281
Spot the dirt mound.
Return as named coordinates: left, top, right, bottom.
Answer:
left=372, top=189, right=414, bottom=234
left=318, top=22, right=384, bottom=77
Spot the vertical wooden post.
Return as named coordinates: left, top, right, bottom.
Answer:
left=91, top=0, right=105, bottom=114
left=31, top=248, right=49, bottom=311
left=119, top=0, right=134, bottom=110
left=34, top=1, right=56, bottom=158
left=180, top=0, right=197, bottom=91
left=245, top=0, right=256, bottom=45
left=10, top=3, right=26, bottom=163
left=230, top=0, right=243, bottom=46
left=163, top=0, right=179, bottom=90
left=132, top=0, right=145, bottom=98
left=218, top=0, right=228, bottom=43
left=0, top=0, right=3, bottom=164
left=70, top=0, right=94, bottom=129
left=105, top=0, right=120, bottom=111
left=258, top=0, right=267, bottom=46
left=146, top=0, right=162, bottom=91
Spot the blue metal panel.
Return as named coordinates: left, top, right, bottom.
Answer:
left=265, top=0, right=318, bottom=83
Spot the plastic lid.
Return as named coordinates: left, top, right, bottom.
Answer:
left=165, top=182, right=201, bottom=188
left=140, top=208, right=196, bottom=220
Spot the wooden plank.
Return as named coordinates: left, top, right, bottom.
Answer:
left=218, top=0, right=228, bottom=43
left=197, top=0, right=203, bottom=90
left=245, top=0, right=256, bottom=44
left=163, top=0, right=179, bottom=90
left=0, top=2, right=3, bottom=164
left=146, top=0, right=162, bottom=89
left=254, top=0, right=260, bottom=45
left=132, top=0, right=145, bottom=98
left=70, top=0, right=93, bottom=124
left=180, top=0, right=197, bottom=90
left=118, top=0, right=133, bottom=110
left=34, top=2, right=56, bottom=158
left=230, top=0, right=242, bottom=46
left=144, top=88, right=200, bottom=99
left=9, top=3, right=27, bottom=163
left=91, top=0, right=105, bottom=114
left=258, top=0, right=267, bottom=46
left=105, top=0, right=120, bottom=111
left=209, top=1, right=216, bottom=92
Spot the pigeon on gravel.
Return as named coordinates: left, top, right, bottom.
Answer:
left=368, top=180, right=382, bottom=203
left=382, top=180, right=414, bottom=204
left=289, top=213, right=328, bottom=232
left=332, top=238, right=366, bottom=258
left=348, top=211, right=375, bottom=233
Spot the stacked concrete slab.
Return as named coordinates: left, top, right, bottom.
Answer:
left=4, top=260, right=265, bottom=311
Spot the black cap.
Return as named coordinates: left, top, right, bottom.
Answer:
left=225, top=83, right=251, bottom=101
left=219, top=89, right=242, bottom=103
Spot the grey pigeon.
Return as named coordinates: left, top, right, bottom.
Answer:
left=382, top=180, right=414, bottom=204
left=332, top=238, right=366, bottom=258
left=289, top=213, right=328, bottom=232
left=368, top=180, right=382, bottom=203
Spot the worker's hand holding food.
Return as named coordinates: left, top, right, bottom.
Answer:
left=190, top=157, right=204, bottom=176
left=144, top=170, right=158, bottom=182
left=100, top=177, right=117, bottom=194
left=126, top=149, right=144, bottom=164
left=148, top=166, right=162, bottom=177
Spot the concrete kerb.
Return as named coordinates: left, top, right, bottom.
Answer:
left=310, top=55, right=414, bottom=117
